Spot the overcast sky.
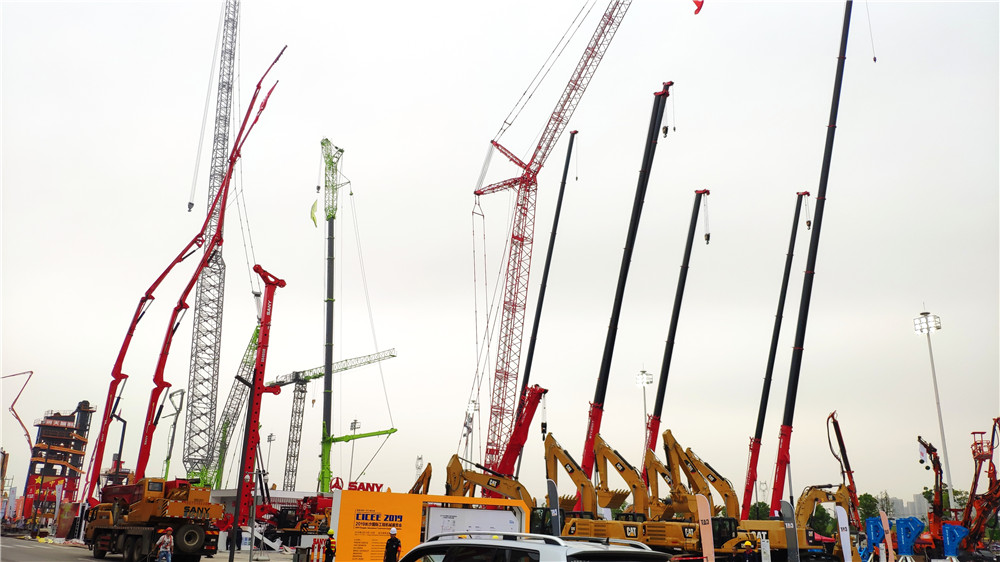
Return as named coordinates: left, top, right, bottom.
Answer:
left=2, top=1, right=997, bottom=512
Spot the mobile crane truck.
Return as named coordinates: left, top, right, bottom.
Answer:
left=84, top=477, right=223, bottom=561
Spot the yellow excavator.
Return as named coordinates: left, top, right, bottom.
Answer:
left=444, top=454, right=535, bottom=507
left=666, top=429, right=858, bottom=561
left=408, top=462, right=432, bottom=495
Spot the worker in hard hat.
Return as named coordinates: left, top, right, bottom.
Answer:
left=383, top=527, right=401, bottom=562
left=324, top=529, right=337, bottom=562
left=740, top=539, right=758, bottom=562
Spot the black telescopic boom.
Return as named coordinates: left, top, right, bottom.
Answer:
left=644, top=188, right=708, bottom=453
left=770, top=0, right=853, bottom=512
left=739, top=191, right=809, bottom=519
left=580, top=82, right=673, bottom=480
left=519, top=130, right=578, bottom=403
left=755, top=192, right=808, bottom=440
left=511, top=131, right=577, bottom=479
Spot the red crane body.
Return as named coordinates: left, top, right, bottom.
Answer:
left=83, top=48, right=285, bottom=504
left=476, top=0, right=632, bottom=475
left=960, top=417, right=1000, bottom=550
left=235, top=265, right=285, bottom=526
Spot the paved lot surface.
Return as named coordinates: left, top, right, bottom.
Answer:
left=0, top=534, right=305, bottom=561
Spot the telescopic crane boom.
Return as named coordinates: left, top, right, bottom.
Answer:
left=581, top=82, right=672, bottom=484
left=739, top=191, right=810, bottom=521
left=770, top=1, right=854, bottom=513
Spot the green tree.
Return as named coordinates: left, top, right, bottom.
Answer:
left=859, top=493, right=879, bottom=522
left=809, top=505, right=837, bottom=536
left=921, top=484, right=970, bottom=514
left=749, top=501, right=770, bottom=520
left=877, top=491, right=896, bottom=517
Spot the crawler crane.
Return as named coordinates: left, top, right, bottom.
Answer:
left=473, top=1, right=632, bottom=479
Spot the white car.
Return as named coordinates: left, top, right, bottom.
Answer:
left=399, top=532, right=673, bottom=562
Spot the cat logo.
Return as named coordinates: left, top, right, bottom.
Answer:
left=615, top=462, right=626, bottom=473
left=625, top=525, right=638, bottom=538
left=751, top=531, right=769, bottom=542
left=707, top=474, right=717, bottom=482
left=487, top=478, right=500, bottom=488
left=683, top=528, right=695, bottom=538
left=563, top=463, right=575, bottom=474
left=568, top=522, right=577, bottom=535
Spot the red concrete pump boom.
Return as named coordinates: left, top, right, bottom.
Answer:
left=83, top=47, right=285, bottom=504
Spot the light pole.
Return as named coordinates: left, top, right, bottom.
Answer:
left=914, top=311, right=956, bottom=510
left=266, top=433, right=275, bottom=475
left=635, top=370, right=653, bottom=425
left=636, top=370, right=653, bottom=461
left=348, top=420, right=360, bottom=482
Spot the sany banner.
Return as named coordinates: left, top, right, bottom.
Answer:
left=330, top=477, right=388, bottom=492
left=835, top=506, right=854, bottom=562
left=879, top=511, right=896, bottom=562
left=695, top=494, right=715, bottom=562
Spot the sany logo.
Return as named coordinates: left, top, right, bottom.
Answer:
left=330, top=478, right=386, bottom=492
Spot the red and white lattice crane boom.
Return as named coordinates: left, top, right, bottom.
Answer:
left=475, top=1, right=632, bottom=474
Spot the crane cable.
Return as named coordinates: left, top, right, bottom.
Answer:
left=493, top=0, right=598, bottom=144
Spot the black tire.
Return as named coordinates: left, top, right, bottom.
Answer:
left=92, top=545, right=107, bottom=559
left=175, top=524, right=206, bottom=555
left=123, top=536, right=137, bottom=562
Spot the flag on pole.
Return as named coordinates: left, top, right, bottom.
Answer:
left=310, top=200, right=319, bottom=227
left=693, top=0, right=705, bottom=14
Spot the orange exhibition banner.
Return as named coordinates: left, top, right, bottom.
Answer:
left=334, top=490, right=529, bottom=561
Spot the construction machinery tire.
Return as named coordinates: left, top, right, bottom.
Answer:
left=92, top=544, right=107, bottom=559
left=175, top=524, right=206, bottom=555
left=122, top=536, right=137, bottom=562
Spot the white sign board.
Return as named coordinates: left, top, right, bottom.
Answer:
left=425, top=506, right=521, bottom=539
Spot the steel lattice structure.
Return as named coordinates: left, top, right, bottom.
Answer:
left=475, top=0, right=632, bottom=473
left=183, top=0, right=240, bottom=476
left=283, top=381, right=307, bottom=491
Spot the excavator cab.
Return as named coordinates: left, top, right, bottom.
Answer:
left=711, top=516, right=740, bottom=549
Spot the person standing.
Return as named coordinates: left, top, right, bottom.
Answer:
left=325, top=529, right=337, bottom=562
left=383, top=527, right=401, bottom=562
left=155, top=527, right=174, bottom=562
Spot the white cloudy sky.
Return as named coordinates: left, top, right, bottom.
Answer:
left=2, top=0, right=997, bottom=511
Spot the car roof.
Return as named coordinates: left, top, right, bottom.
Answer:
left=406, top=532, right=671, bottom=560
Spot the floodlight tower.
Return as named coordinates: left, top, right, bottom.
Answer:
left=914, top=311, right=956, bottom=506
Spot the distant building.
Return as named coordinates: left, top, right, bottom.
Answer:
left=888, top=494, right=930, bottom=521
left=21, top=401, right=95, bottom=522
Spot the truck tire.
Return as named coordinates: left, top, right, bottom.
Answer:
left=175, top=524, right=206, bottom=555
left=92, top=545, right=107, bottom=559
left=122, top=536, right=137, bottom=562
